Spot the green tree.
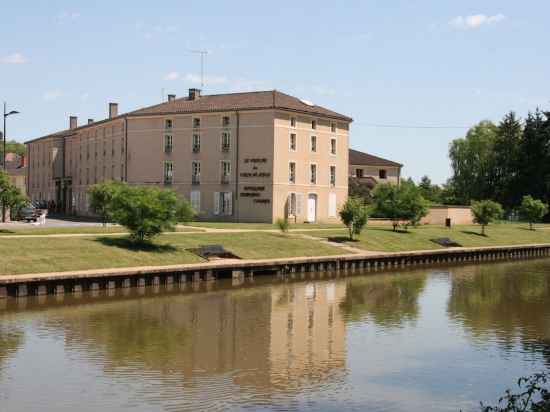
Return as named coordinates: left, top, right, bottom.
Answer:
left=371, top=181, right=428, bottom=231
left=492, top=112, right=523, bottom=208
left=348, top=177, right=373, bottom=203
left=88, top=181, right=126, bottom=226
left=418, top=175, right=442, bottom=204
left=448, top=121, right=498, bottom=204
left=471, top=200, right=503, bottom=236
left=339, top=196, right=369, bottom=240
left=0, top=140, right=26, bottom=160
left=109, top=186, right=195, bottom=242
left=0, top=170, right=27, bottom=222
left=519, top=195, right=549, bottom=230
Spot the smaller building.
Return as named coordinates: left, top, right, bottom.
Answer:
left=4, top=153, right=27, bottom=196
left=348, top=149, right=402, bottom=188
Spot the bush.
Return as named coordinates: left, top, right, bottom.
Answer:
left=275, top=218, right=290, bottom=233
left=519, top=195, right=549, bottom=230
left=471, top=200, right=503, bottom=236
left=339, top=197, right=369, bottom=240
left=479, top=372, right=549, bottom=411
left=88, top=181, right=126, bottom=226
left=0, top=170, right=28, bottom=222
left=108, top=185, right=195, bottom=242
left=371, top=180, right=429, bottom=231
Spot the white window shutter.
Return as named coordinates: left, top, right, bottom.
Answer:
left=213, top=192, right=220, bottom=215
left=191, top=191, right=200, bottom=212
left=329, top=193, right=337, bottom=217
left=226, top=192, right=233, bottom=215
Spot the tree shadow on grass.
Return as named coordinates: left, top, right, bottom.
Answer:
left=94, top=236, right=178, bottom=253
left=461, top=230, right=487, bottom=237
left=0, top=229, right=15, bottom=234
left=328, top=236, right=359, bottom=243
left=367, top=226, right=412, bottom=234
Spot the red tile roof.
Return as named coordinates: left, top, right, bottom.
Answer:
left=349, top=149, right=402, bottom=167
left=129, top=90, right=352, bottom=121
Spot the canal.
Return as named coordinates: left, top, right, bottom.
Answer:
left=1, top=258, right=549, bottom=411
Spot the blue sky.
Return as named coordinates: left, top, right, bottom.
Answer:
left=1, top=0, right=548, bottom=183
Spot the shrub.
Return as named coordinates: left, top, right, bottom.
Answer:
left=88, top=181, right=126, bottom=226
left=109, top=185, right=195, bottom=242
left=471, top=200, right=503, bottom=236
left=276, top=218, right=290, bottom=233
left=519, top=195, right=549, bottom=230
left=339, top=197, right=369, bottom=240
left=479, top=372, right=549, bottom=411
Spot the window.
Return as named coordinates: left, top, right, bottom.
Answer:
left=331, top=122, right=336, bottom=133
left=310, top=135, right=317, bottom=152
left=190, top=191, right=200, bottom=212
left=289, top=133, right=297, bottom=151
left=221, top=131, right=231, bottom=151
left=311, top=119, right=317, bottom=130
left=221, top=160, right=231, bottom=183
left=222, top=116, right=230, bottom=127
left=310, top=164, right=317, bottom=184
left=288, top=193, right=297, bottom=216
left=214, top=192, right=233, bottom=216
left=164, top=161, right=173, bottom=184
left=379, top=169, right=387, bottom=179
left=192, top=134, right=201, bottom=153
left=330, top=166, right=336, bottom=186
left=165, top=119, right=173, bottom=130
left=330, top=138, right=337, bottom=155
left=289, top=162, right=296, bottom=184
left=193, top=117, right=201, bottom=128
left=290, top=117, right=297, bottom=128
left=192, top=161, right=201, bottom=184
left=164, top=135, right=173, bottom=153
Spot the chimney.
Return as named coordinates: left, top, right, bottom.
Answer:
left=88, top=118, right=94, bottom=125
left=109, top=102, right=118, bottom=119
left=188, top=88, right=201, bottom=100
left=168, top=94, right=176, bottom=102
left=69, top=116, right=78, bottom=129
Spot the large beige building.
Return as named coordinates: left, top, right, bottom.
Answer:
left=26, top=89, right=352, bottom=223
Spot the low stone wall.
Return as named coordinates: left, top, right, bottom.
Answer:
left=1, top=244, right=550, bottom=299
left=421, top=206, right=473, bottom=225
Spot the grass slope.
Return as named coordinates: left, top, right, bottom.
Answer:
left=0, top=232, right=342, bottom=276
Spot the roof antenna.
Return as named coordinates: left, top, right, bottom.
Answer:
left=190, top=50, right=208, bottom=89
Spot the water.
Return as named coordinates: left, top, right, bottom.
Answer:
left=1, top=259, right=550, bottom=412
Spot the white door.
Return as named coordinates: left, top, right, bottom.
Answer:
left=307, top=194, right=317, bottom=223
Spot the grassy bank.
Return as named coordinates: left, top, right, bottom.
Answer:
left=0, top=232, right=343, bottom=276
left=186, top=222, right=345, bottom=230
left=302, top=223, right=550, bottom=252
left=0, top=225, right=198, bottom=236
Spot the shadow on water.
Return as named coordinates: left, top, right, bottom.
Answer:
left=94, top=236, right=178, bottom=253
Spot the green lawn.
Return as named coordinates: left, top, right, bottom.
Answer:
left=0, top=232, right=343, bottom=276
left=0, top=225, right=198, bottom=236
left=301, top=223, right=550, bottom=252
left=186, top=222, right=345, bottom=230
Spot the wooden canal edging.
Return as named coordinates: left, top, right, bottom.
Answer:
left=1, top=243, right=550, bottom=299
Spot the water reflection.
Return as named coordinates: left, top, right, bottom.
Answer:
left=1, top=259, right=550, bottom=411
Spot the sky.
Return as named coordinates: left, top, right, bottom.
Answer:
left=0, top=0, right=548, bottom=183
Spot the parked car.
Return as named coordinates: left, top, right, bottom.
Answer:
left=17, top=206, right=42, bottom=222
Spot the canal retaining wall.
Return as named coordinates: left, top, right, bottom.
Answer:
left=1, top=244, right=550, bottom=298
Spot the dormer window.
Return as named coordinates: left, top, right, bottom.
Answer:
left=165, top=119, right=173, bottom=130
left=222, top=116, right=230, bottom=127
left=193, top=118, right=201, bottom=128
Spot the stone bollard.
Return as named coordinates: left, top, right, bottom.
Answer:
left=73, top=284, right=83, bottom=294
left=37, top=285, right=48, bottom=296
left=91, top=282, right=100, bottom=291
left=152, top=276, right=160, bottom=286
left=179, top=274, right=187, bottom=283
left=122, top=279, right=131, bottom=288
left=193, top=272, right=201, bottom=282
left=55, top=285, right=65, bottom=295
left=232, top=270, right=244, bottom=280
left=137, top=279, right=146, bottom=288
left=107, top=281, right=116, bottom=289
left=166, top=276, right=174, bottom=285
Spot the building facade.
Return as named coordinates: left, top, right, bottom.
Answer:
left=26, top=89, right=352, bottom=223
left=348, top=148, right=402, bottom=188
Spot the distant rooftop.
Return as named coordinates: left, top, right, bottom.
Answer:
left=349, top=149, right=403, bottom=168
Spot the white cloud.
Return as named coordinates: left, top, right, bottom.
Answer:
left=163, top=71, right=180, bottom=81
left=1, top=53, right=28, bottom=64
left=450, top=14, right=506, bottom=30
left=43, top=90, right=64, bottom=101
left=184, top=73, right=227, bottom=85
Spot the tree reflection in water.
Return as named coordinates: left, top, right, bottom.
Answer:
left=0, top=323, right=24, bottom=374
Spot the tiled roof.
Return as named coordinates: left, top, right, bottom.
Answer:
left=129, top=90, right=352, bottom=121
left=349, top=149, right=403, bottom=167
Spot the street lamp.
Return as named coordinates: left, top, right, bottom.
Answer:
left=3, top=102, right=20, bottom=170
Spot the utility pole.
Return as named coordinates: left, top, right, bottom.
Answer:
left=190, top=50, right=208, bottom=89
left=3, top=103, right=20, bottom=171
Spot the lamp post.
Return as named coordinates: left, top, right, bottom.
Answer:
left=3, top=102, right=20, bottom=170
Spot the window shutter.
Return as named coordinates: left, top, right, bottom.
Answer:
left=329, top=193, right=337, bottom=217
left=226, top=192, right=233, bottom=215
left=191, top=191, right=200, bottom=212
left=213, top=192, right=220, bottom=215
